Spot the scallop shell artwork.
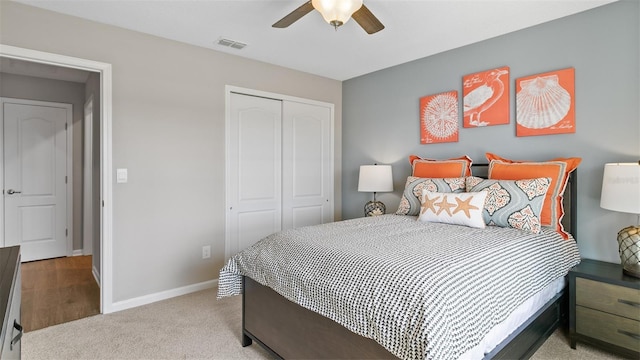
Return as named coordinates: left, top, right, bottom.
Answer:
left=422, top=92, right=458, bottom=141
left=516, top=74, right=571, bottom=129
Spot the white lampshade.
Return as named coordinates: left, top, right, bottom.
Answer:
left=600, top=162, right=640, bottom=214
left=312, top=0, right=363, bottom=27
left=358, top=165, right=393, bottom=193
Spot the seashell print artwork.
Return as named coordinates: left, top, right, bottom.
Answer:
left=516, top=68, right=575, bottom=137
left=517, top=75, right=570, bottom=128
left=420, top=90, right=459, bottom=144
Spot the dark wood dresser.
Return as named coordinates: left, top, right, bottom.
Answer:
left=0, top=246, right=21, bottom=359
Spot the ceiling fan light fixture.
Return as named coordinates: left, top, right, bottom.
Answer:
left=311, top=0, right=363, bottom=29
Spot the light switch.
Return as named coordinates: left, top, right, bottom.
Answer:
left=116, top=168, right=128, bottom=183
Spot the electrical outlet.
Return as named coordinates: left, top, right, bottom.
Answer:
left=202, top=245, right=211, bottom=259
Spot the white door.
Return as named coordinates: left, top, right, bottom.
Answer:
left=227, top=93, right=283, bottom=256
left=2, top=99, right=71, bottom=262
left=282, top=101, right=333, bottom=229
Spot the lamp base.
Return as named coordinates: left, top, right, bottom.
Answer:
left=618, top=225, right=640, bottom=278
left=364, top=201, right=386, bottom=217
left=623, top=263, right=640, bottom=278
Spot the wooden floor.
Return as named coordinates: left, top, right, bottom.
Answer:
left=21, top=255, right=100, bottom=332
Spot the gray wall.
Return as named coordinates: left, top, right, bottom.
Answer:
left=342, top=0, right=639, bottom=264
left=0, top=72, right=86, bottom=252
left=1, top=1, right=342, bottom=303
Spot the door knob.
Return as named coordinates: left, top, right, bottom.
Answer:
left=6, top=189, right=21, bottom=195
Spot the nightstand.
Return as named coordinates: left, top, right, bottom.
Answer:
left=569, top=259, right=640, bottom=358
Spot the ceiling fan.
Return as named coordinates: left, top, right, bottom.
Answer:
left=272, top=0, right=385, bottom=34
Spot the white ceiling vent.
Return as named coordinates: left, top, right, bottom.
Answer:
left=217, top=38, right=247, bottom=50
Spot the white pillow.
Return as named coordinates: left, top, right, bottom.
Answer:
left=418, top=190, right=488, bottom=229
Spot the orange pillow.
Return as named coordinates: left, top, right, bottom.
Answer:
left=409, top=155, right=472, bottom=178
left=486, top=152, right=581, bottom=239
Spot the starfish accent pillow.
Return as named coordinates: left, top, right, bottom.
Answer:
left=396, top=177, right=466, bottom=216
left=418, top=190, right=488, bottom=229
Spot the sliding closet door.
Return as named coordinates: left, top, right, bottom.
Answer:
left=227, top=93, right=282, bottom=256
left=282, top=101, right=333, bottom=230
left=226, top=89, right=335, bottom=258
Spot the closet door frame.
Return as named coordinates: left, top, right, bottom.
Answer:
left=224, top=86, right=335, bottom=260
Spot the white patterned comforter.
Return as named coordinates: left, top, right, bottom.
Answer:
left=218, top=214, right=580, bottom=360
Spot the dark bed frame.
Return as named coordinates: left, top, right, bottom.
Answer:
left=241, top=166, right=578, bottom=359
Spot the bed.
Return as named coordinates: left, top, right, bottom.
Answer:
left=218, top=160, right=580, bottom=360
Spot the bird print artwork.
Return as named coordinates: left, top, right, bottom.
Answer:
left=420, top=91, right=459, bottom=144
left=516, top=67, right=575, bottom=137
left=463, top=66, right=510, bottom=127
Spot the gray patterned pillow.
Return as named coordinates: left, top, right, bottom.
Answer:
left=465, top=176, right=551, bottom=233
left=396, top=176, right=466, bottom=216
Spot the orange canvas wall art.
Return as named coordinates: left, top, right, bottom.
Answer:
left=516, top=67, right=575, bottom=136
left=463, top=66, right=510, bottom=127
left=420, top=90, right=459, bottom=144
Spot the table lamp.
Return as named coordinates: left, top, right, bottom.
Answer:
left=600, top=162, right=640, bottom=278
left=358, top=164, right=393, bottom=217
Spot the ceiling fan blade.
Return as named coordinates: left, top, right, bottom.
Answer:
left=352, top=4, right=385, bottom=34
left=272, top=1, right=315, bottom=28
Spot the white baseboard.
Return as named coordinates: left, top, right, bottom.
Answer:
left=72, top=249, right=84, bottom=256
left=92, top=265, right=100, bottom=287
left=109, top=279, right=219, bottom=313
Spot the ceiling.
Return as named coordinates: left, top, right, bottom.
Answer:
left=12, top=0, right=616, bottom=81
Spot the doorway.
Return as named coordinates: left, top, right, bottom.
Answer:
left=0, top=44, right=115, bottom=314
left=0, top=70, right=99, bottom=330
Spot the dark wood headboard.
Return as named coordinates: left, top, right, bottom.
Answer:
left=471, top=164, right=578, bottom=241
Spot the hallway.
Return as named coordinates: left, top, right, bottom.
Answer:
left=21, top=255, right=100, bottom=332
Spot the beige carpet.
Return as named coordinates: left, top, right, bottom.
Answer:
left=23, top=287, right=624, bottom=360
